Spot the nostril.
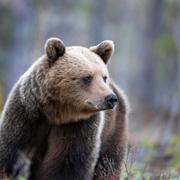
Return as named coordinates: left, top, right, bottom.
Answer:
left=105, top=94, right=118, bottom=108
left=111, top=96, right=117, bottom=103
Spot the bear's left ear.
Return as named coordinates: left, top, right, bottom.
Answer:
left=90, top=40, right=114, bottom=64
left=44, top=37, right=66, bottom=63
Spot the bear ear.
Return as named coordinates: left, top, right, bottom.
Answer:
left=90, top=40, right=114, bottom=64
left=44, top=37, right=66, bottom=63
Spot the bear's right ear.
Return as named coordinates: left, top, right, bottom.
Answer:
left=45, top=37, right=66, bottom=63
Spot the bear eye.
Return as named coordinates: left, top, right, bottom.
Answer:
left=82, top=75, right=93, bottom=85
left=71, top=77, right=77, bottom=81
left=103, top=76, right=107, bottom=83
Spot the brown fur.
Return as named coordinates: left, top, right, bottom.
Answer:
left=40, top=46, right=113, bottom=124
left=0, top=37, right=129, bottom=180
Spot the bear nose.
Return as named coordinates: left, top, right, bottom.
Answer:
left=105, top=94, right=118, bottom=109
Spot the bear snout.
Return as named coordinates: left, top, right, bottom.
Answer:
left=85, top=94, right=118, bottom=112
left=105, top=94, right=118, bottom=109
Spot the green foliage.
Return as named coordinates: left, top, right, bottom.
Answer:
left=141, top=139, right=154, bottom=162
left=166, top=136, right=180, bottom=170
left=153, top=33, right=179, bottom=88
left=17, top=176, right=27, bottom=180
left=124, top=137, right=180, bottom=179
left=141, top=138, right=154, bottom=150
left=123, top=162, right=179, bottom=179
left=153, top=33, right=178, bottom=59
left=77, top=0, right=92, bottom=15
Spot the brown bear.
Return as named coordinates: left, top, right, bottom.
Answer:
left=0, top=37, right=129, bottom=180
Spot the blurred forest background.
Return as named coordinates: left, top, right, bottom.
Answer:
left=0, top=0, right=180, bottom=179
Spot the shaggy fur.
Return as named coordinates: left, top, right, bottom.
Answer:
left=0, top=37, right=129, bottom=180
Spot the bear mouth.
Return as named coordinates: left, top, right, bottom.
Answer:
left=84, top=101, right=116, bottom=112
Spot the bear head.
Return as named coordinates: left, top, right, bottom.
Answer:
left=42, top=37, right=117, bottom=124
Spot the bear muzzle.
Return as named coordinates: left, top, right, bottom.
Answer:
left=85, top=94, right=118, bottom=111
left=105, top=94, right=118, bottom=109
